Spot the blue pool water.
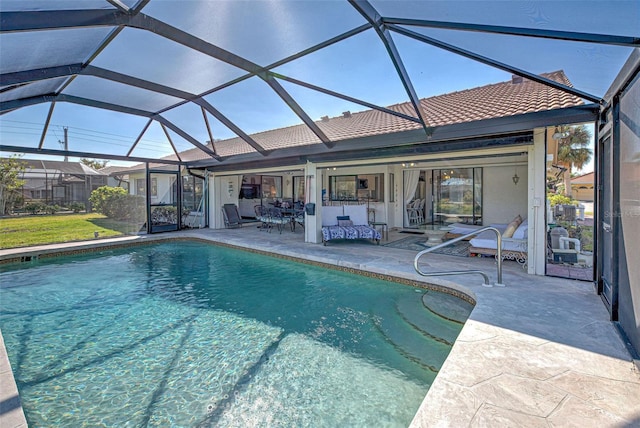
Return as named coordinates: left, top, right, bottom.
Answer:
left=0, top=241, right=472, bottom=427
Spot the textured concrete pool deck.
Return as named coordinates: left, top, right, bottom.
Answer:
left=1, top=228, right=638, bottom=427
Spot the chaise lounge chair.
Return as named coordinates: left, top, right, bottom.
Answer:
left=222, top=203, right=244, bottom=228
left=321, top=204, right=381, bottom=245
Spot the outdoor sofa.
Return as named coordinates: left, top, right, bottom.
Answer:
left=321, top=205, right=381, bottom=245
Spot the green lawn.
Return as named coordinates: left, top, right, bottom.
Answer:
left=0, top=213, right=143, bottom=249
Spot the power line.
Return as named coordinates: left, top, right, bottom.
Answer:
left=0, top=120, right=185, bottom=147
left=0, top=119, right=211, bottom=157
left=0, top=118, right=177, bottom=145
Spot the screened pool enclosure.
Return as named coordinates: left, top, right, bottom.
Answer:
left=1, top=1, right=639, bottom=357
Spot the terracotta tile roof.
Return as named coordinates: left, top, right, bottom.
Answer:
left=172, top=70, right=585, bottom=162
left=571, top=171, right=594, bottom=183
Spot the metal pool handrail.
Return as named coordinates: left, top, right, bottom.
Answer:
left=413, top=226, right=504, bottom=287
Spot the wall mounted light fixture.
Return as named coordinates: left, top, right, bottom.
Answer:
left=228, top=181, right=233, bottom=196
left=512, top=168, right=520, bottom=186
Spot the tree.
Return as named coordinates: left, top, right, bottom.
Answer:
left=0, top=155, right=27, bottom=215
left=556, top=125, right=592, bottom=197
left=80, top=158, right=109, bottom=170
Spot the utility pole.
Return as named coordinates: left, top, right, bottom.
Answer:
left=59, top=127, right=68, bottom=162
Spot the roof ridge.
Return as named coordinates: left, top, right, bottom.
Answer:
left=283, top=70, right=573, bottom=123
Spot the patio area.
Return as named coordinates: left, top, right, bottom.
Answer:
left=1, top=227, right=638, bottom=427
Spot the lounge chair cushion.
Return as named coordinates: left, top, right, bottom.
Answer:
left=343, top=205, right=368, bottom=226
left=322, top=225, right=380, bottom=242
left=322, top=206, right=344, bottom=226
left=502, top=216, right=523, bottom=238
left=512, top=219, right=528, bottom=239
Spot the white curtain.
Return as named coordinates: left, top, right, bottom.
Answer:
left=403, top=170, right=420, bottom=227
left=275, top=176, right=282, bottom=198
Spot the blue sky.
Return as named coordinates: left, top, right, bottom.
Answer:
left=0, top=0, right=637, bottom=168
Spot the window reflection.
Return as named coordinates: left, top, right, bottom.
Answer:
left=329, top=174, right=384, bottom=202
left=433, top=168, right=482, bottom=224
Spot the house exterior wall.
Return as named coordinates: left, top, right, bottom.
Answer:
left=482, top=166, right=528, bottom=225
left=571, top=184, right=594, bottom=201
left=529, top=128, right=548, bottom=275
left=322, top=164, right=390, bottom=223
left=106, top=176, right=128, bottom=190
left=129, top=173, right=143, bottom=196
left=204, top=142, right=551, bottom=275
left=211, top=175, right=241, bottom=229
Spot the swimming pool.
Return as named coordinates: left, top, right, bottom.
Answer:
left=0, top=241, right=472, bottom=427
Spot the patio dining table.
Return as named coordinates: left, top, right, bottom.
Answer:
left=279, top=208, right=304, bottom=231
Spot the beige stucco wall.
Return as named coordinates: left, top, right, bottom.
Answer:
left=482, top=166, right=529, bottom=225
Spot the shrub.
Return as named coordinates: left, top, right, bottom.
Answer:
left=69, top=202, right=86, bottom=213
left=45, top=204, right=60, bottom=215
left=90, top=186, right=145, bottom=222
left=90, top=186, right=128, bottom=214
left=548, top=193, right=577, bottom=207
left=24, top=202, right=46, bottom=214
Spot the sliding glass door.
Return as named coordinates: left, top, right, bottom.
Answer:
left=432, top=168, right=482, bottom=225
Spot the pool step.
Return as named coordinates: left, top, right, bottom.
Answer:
left=395, top=294, right=465, bottom=347
left=373, top=306, right=453, bottom=373
left=421, top=290, right=474, bottom=324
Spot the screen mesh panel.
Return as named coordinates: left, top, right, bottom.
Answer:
left=0, top=28, right=113, bottom=74
left=1, top=0, right=637, bottom=163
left=142, top=0, right=367, bottom=66
left=90, top=28, right=247, bottom=95
left=62, top=76, right=182, bottom=113
left=0, top=78, right=68, bottom=103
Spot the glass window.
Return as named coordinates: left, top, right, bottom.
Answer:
left=136, top=178, right=145, bottom=196
left=357, top=174, right=384, bottom=202
left=329, top=174, right=384, bottom=202
left=240, top=175, right=261, bottom=199
left=151, top=177, right=158, bottom=197
left=182, top=175, right=204, bottom=212
left=330, top=175, right=357, bottom=201
left=261, top=176, right=282, bottom=199
left=293, top=176, right=305, bottom=203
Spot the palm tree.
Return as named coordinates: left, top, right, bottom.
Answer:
left=557, top=125, right=592, bottom=197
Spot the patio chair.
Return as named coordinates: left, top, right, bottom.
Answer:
left=407, top=199, right=422, bottom=225
left=254, top=205, right=271, bottom=231
left=222, top=203, right=243, bottom=229
left=415, top=198, right=425, bottom=225
left=293, top=209, right=305, bottom=230
left=267, top=207, right=292, bottom=234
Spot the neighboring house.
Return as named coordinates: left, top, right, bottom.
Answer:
left=570, top=172, right=594, bottom=201
left=15, top=159, right=107, bottom=209
left=98, top=165, right=131, bottom=191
